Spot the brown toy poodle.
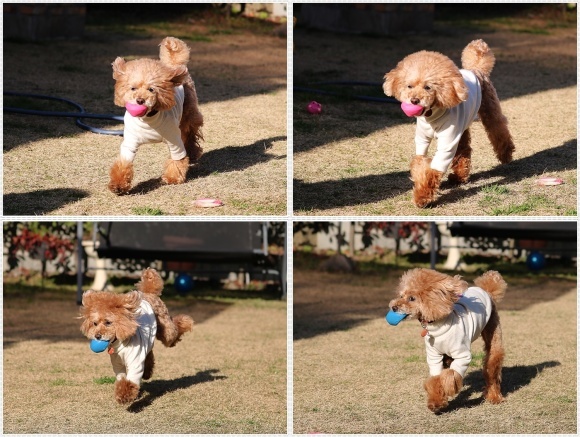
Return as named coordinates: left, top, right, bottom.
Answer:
left=383, top=39, right=515, bottom=207
left=108, top=37, right=204, bottom=195
left=80, top=268, right=194, bottom=404
left=387, top=268, right=506, bottom=413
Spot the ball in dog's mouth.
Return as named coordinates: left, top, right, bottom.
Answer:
left=401, top=102, right=425, bottom=117
left=90, top=338, right=110, bottom=353
left=386, top=310, right=408, bottom=326
left=125, top=102, right=149, bottom=117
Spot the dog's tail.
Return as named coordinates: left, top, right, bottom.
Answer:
left=474, top=270, right=506, bottom=304
left=461, top=39, right=495, bottom=77
left=159, top=36, right=190, bottom=68
left=135, top=268, right=164, bottom=296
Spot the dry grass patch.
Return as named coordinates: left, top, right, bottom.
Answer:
left=4, top=288, right=286, bottom=433
left=293, top=269, right=576, bottom=433
left=293, top=22, right=576, bottom=216
left=4, top=12, right=286, bottom=216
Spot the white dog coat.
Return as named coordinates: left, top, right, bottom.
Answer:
left=109, top=297, right=157, bottom=386
left=414, top=69, right=482, bottom=173
left=119, top=85, right=186, bottom=162
left=424, top=286, right=492, bottom=378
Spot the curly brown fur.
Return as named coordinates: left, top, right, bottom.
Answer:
left=135, top=267, right=164, bottom=295
left=424, top=368, right=464, bottom=413
left=143, top=350, right=155, bottom=380
left=108, top=37, right=203, bottom=195
left=136, top=268, right=194, bottom=347
left=410, top=156, right=443, bottom=208
left=79, top=268, right=194, bottom=404
left=383, top=39, right=515, bottom=208
left=448, top=129, right=472, bottom=185
left=115, top=378, right=140, bottom=404
left=108, top=158, right=134, bottom=195
left=162, top=156, right=189, bottom=185
left=80, top=290, right=141, bottom=342
left=389, top=268, right=506, bottom=412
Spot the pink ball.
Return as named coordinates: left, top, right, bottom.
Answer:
left=401, top=102, right=424, bottom=117
left=307, top=101, right=322, bottom=114
left=125, top=102, right=148, bottom=117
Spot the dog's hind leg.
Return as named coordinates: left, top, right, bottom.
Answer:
left=448, top=129, right=472, bottom=184
left=181, top=83, right=204, bottom=162
left=481, top=309, right=504, bottom=404
left=477, top=74, right=515, bottom=164
left=143, top=350, right=155, bottom=380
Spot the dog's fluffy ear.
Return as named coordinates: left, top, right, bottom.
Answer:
left=112, top=57, right=127, bottom=80
left=114, top=290, right=141, bottom=341
left=433, top=70, right=468, bottom=108
left=79, top=290, right=96, bottom=335
left=383, top=69, right=400, bottom=99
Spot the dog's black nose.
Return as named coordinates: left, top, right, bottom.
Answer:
left=136, top=98, right=145, bottom=105
left=95, top=334, right=101, bottom=340
left=410, top=98, right=420, bottom=105
left=392, top=306, right=398, bottom=312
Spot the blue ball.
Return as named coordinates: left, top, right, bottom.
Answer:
left=386, top=310, right=408, bottom=326
left=90, top=339, right=109, bottom=353
left=526, top=251, right=546, bottom=271
left=175, top=272, right=194, bottom=293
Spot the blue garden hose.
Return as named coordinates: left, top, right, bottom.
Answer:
left=3, top=91, right=124, bottom=136
left=294, top=81, right=399, bottom=104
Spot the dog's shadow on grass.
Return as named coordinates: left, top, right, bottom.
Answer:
left=435, top=139, right=577, bottom=208
left=129, top=135, right=287, bottom=195
left=127, top=368, right=227, bottom=413
left=4, top=188, right=90, bottom=216
left=441, top=360, right=561, bottom=414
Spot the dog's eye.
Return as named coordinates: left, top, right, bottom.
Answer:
left=407, top=85, right=413, bottom=89
left=424, top=85, right=431, bottom=91
left=93, top=322, right=98, bottom=326
left=105, top=320, right=112, bottom=326
left=408, top=296, right=415, bottom=302
left=148, top=87, right=154, bottom=93
left=130, top=87, right=136, bottom=91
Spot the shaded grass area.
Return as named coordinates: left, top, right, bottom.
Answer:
left=294, top=249, right=577, bottom=280
left=3, top=280, right=286, bottom=433
left=293, top=268, right=576, bottom=433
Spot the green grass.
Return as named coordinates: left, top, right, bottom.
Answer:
left=130, top=206, right=164, bottom=215
left=93, top=376, right=116, bottom=385
left=490, top=194, right=552, bottom=215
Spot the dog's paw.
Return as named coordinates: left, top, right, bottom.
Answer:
left=109, top=159, right=134, bottom=195
left=162, top=157, right=189, bottom=185
left=424, top=375, right=449, bottom=413
left=114, top=378, right=139, bottom=405
left=483, top=386, right=504, bottom=404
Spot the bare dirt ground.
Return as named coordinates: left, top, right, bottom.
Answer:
left=3, top=288, right=287, bottom=433
left=4, top=9, right=287, bottom=216
left=293, top=269, right=577, bottom=433
left=293, top=11, right=577, bottom=216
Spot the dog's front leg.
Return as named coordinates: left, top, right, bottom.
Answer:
left=410, top=155, right=442, bottom=208
left=162, top=156, right=189, bottom=185
left=424, top=368, right=463, bottom=413
left=114, top=377, right=140, bottom=404
left=108, top=157, right=134, bottom=195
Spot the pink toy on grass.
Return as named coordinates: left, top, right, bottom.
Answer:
left=125, top=102, right=148, bottom=117
left=401, top=102, right=424, bottom=117
left=307, top=101, right=322, bottom=114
